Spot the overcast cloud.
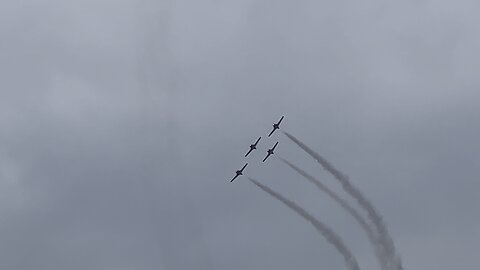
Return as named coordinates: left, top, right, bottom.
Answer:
left=1, top=0, right=479, bottom=269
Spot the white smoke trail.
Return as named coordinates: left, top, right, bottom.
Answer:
left=278, top=156, right=389, bottom=270
left=248, top=177, right=361, bottom=270
left=283, top=131, right=402, bottom=270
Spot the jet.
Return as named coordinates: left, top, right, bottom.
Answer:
left=230, top=163, right=248, bottom=182
left=245, top=137, right=261, bottom=157
left=268, top=116, right=284, bottom=137
left=263, top=142, right=279, bottom=162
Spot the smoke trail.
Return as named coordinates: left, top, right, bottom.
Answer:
left=283, top=131, right=402, bottom=270
left=278, top=156, right=389, bottom=270
left=248, top=177, right=361, bottom=270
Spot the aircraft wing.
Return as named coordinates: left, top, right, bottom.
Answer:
left=277, top=116, right=284, bottom=125
left=230, top=174, right=239, bottom=182
left=245, top=148, right=253, bottom=157
left=272, top=141, right=279, bottom=150
left=268, top=128, right=275, bottom=137
left=255, top=137, right=261, bottom=145
left=263, top=153, right=271, bottom=162
left=241, top=163, right=248, bottom=171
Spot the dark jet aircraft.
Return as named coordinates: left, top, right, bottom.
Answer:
left=263, top=142, right=279, bottom=162
left=268, top=116, right=284, bottom=137
left=230, top=163, right=248, bottom=182
left=245, top=137, right=261, bottom=157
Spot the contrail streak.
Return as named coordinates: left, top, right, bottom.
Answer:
left=283, top=131, right=402, bottom=270
left=248, top=177, right=361, bottom=270
left=278, top=156, right=388, bottom=270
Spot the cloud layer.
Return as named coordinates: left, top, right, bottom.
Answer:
left=1, top=0, right=479, bottom=269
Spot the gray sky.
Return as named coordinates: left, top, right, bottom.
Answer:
left=1, top=0, right=479, bottom=269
